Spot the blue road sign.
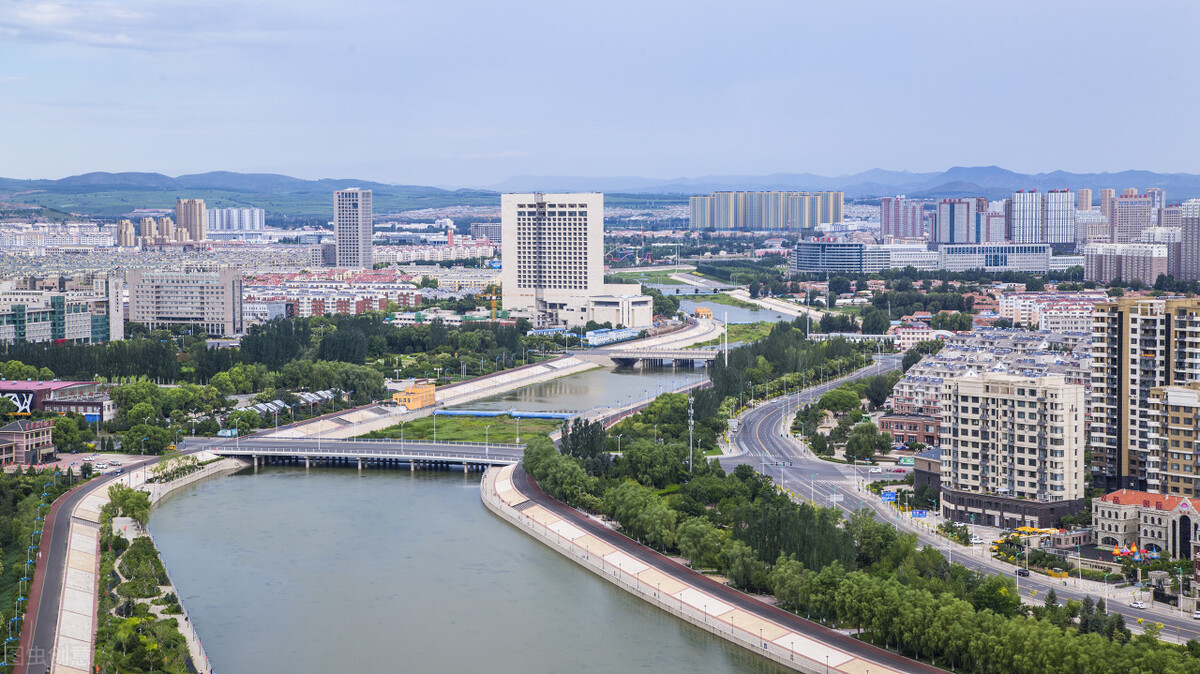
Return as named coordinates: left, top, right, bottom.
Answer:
left=913, top=510, right=927, bottom=518
left=881, top=491, right=897, bottom=502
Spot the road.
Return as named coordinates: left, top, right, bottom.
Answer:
left=723, top=356, right=1200, bottom=643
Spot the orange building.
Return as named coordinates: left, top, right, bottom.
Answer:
left=393, top=382, right=436, bottom=410
left=694, top=306, right=713, bottom=319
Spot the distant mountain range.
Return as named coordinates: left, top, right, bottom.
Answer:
left=490, top=166, right=1200, bottom=201
left=3, top=167, right=1199, bottom=219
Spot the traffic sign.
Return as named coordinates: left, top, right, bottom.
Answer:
left=881, top=491, right=897, bottom=502
left=913, top=510, right=927, bottom=518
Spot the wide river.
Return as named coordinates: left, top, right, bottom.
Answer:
left=453, top=365, right=710, bottom=413
left=149, top=467, right=786, bottom=673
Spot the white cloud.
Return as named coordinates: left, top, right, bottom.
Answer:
left=0, top=0, right=316, bottom=49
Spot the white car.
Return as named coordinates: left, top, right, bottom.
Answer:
left=869, top=468, right=883, bottom=474
left=108, top=460, right=122, bottom=466
left=1192, top=610, right=1200, bottom=620
left=1129, top=601, right=1148, bottom=609
left=970, top=536, right=984, bottom=545
left=94, top=462, right=108, bottom=470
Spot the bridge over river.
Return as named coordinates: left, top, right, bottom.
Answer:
left=569, top=346, right=720, bottom=368
left=212, top=437, right=523, bottom=471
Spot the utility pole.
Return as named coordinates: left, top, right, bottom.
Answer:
left=723, top=310, right=729, bottom=366
left=688, top=395, right=695, bottom=472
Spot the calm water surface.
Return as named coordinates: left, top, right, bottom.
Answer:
left=679, top=299, right=793, bottom=325
left=149, top=468, right=787, bottom=674
left=455, top=366, right=709, bottom=413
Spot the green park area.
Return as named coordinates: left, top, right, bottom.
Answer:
left=611, top=269, right=687, bottom=285
left=696, top=321, right=775, bottom=346
left=361, top=414, right=560, bottom=444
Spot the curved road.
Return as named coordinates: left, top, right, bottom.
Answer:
left=727, top=359, right=1200, bottom=643
left=511, top=463, right=943, bottom=674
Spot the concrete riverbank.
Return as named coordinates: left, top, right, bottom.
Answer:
left=480, top=464, right=917, bottom=674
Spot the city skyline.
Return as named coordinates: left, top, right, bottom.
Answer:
left=2, top=1, right=1198, bottom=187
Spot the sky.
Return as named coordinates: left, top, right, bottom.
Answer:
left=1, top=0, right=1198, bottom=188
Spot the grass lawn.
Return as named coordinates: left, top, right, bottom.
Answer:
left=705, top=293, right=757, bottom=309
left=611, top=269, right=686, bottom=285
left=360, top=414, right=560, bottom=444
left=695, top=321, right=775, bottom=346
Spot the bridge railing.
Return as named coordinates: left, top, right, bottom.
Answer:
left=239, top=437, right=525, bottom=451
left=213, top=445, right=521, bottom=463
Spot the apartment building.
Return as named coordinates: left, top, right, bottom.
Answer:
left=998, top=291, right=1109, bottom=330
left=176, top=198, right=207, bottom=242
left=1091, top=297, right=1200, bottom=492
left=127, top=266, right=243, bottom=336
left=934, top=199, right=976, bottom=245
left=939, top=373, right=1087, bottom=528
left=689, top=191, right=844, bottom=231
left=1083, top=243, right=1168, bottom=284
left=1112, top=194, right=1153, bottom=243
left=335, top=188, right=373, bottom=269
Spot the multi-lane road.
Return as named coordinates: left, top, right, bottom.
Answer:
left=723, top=355, right=1200, bottom=643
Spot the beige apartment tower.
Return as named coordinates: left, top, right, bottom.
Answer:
left=939, top=372, right=1087, bottom=528
left=334, top=188, right=373, bottom=268
left=1092, top=297, right=1200, bottom=493
left=1077, top=188, right=1092, bottom=211
left=175, top=198, right=207, bottom=242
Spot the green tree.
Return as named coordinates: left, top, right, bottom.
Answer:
left=860, top=309, right=891, bottom=335
left=818, top=388, right=860, bottom=413
left=676, top=517, right=724, bottom=569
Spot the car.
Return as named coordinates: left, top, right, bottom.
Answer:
left=95, top=462, right=108, bottom=470
left=892, top=468, right=906, bottom=473
left=1016, top=568, right=1030, bottom=577
left=112, top=468, right=123, bottom=475
left=109, top=460, right=121, bottom=466
left=869, top=468, right=883, bottom=474
left=1193, top=610, right=1200, bottom=620
left=1129, top=601, right=1148, bottom=609
left=969, top=536, right=984, bottom=544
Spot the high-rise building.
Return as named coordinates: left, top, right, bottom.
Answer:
left=1083, top=243, right=1168, bottom=284
left=138, top=217, right=158, bottom=240
left=939, top=373, right=1087, bottom=527
left=1043, top=189, right=1076, bottom=247
left=976, top=212, right=1006, bottom=243
left=502, top=193, right=652, bottom=328
left=208, top=208, right=266, bottom=233
left=1182, top=201, right=1200, bottom=280
left=1100, top=188, right=1117, bottom=225
left=1112, top=194, right=1153, bottom=243
left=117, top=219, right=137, bottom=247
left=175, top=198, right=207, bottom=242
left=880, top=197, right=924, bottom=239
left=334, top=188, right=373, bottom=268
left=688, top=191, right=843, bottom=231
left=126, top=265, right=243, bottom=336
left=934, top=199, right=976, bottom=245
left=158, top=217, right=175, bottom=242
left=1076, top=210, right=1108, bottom=244
left=1122, top=188, right=1139, bottom=197
left=470, top=222, right=502, bottom=244
left=1009, top=190, right=1043, bottom=243
left=1146, top=187, right=1166, bottom=211
left=1077, top=188, right=1093, bottom=211
left=1158, top=204, right=1182, bottom=228
left=1091, top=297, right=1200, bottom=492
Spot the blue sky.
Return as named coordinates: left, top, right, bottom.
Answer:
left=1, top=0, right=1197, bottom=187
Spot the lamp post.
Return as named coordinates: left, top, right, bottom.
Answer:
left=515, top=417, right=521, bottom=444
left=234, top=418, right=240, bottom=450
left=140, top=436, right=146, bottom=457
left=399, top=421, right=407, bottom=448
left=485, top=424, right=492, bottom=459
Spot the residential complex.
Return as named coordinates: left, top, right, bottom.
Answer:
left=879, top=196, right=924, bottom=239
left=175, top=198, right=207, bottom=242
left=689, top=191, right=844, bottom=231
left=939, top=373, right=1087, bottom=528
left=208, top=207, right=266, bottom=239
left=335, top=188, right=373, bottom=269
left=501, top=193, right=652, bottom=328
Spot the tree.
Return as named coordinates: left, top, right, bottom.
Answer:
left=677, top=517, right=724, bottom=569
left=828, top=275, right=851, bottom=296
left=860, top=309, right=891, bottom=335
left=52, top=417, right=83, bottom=453
left=818, top=388, right=861, bottom=413
left=122, top=424, right=171, bottom=455
left=748, top=281, right=761, bottom=299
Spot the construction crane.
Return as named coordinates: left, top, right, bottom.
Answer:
left=479, top=285, right=501, bottom=320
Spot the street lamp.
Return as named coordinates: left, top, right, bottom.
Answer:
left=399, top=420, right=407, bottom=448
left=515, top=417, right=521, bottom=444
left=485, top=424, right=492, bottom=459
left=140, top=436, right=146, bottom=457
left=234, top=418, right=240, bottom=450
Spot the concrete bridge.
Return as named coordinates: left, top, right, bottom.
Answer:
left=212, top=437, right=523, bottom=472
left=570, top=347, right=720, bottom=368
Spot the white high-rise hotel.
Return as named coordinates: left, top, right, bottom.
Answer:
left=334, top=189, right=373, bottom=268
left=501, top=193, right=652, bottom=328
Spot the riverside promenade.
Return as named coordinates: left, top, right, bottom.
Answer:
left=481, top=464, right=938, bottom=674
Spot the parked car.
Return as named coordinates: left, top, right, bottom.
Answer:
left=1129, top=601, right=1148, bottom=609
left=969, top=535, right=984, bottom=544
left=1016, top=568, right=1030, bottom=577
left=1192, top=610, right=1200, bottom=620
left=95, top=462, right=108, bottom=470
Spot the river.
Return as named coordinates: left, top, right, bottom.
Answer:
left=453, top=365, right=709, bottom=413
left=149, top=467, right=787, bottom=673
left=679, top=299, right=793, bottom=325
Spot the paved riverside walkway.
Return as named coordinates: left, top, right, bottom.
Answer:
left=482, top=464, right=939, bottom=674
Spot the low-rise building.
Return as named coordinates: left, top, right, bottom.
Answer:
left=0, top=380, right=116, bottom=422
left=393, top=381, right=436, bottom=411
left=878, top=413, right=940, bottom=447
left=0, top=419, right=55, bottom=464
left=1093, top=489, right=1200, bottom=559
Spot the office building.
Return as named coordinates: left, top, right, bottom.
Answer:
left=934, top=199, right=976, bottom=245
left=1159, top=205, right=1182, bottom=229
left=0, top=274, right=122, bottom=345
left=334, top=188, right=373, bottom=268
left=1112, top=194, right=1153, bottom=243
left=470, top=222, right=502, bottom=243
left=939, top=373, right=1087, bottom=528
left=976, top=212, right=1006, bottom=243
left=689, top=191, right=844, bottom=231
left=1078, top=188, right=1093, bottom=211
left=1083, top=243, right=1168, bottom=285
left=501, top=193, right=652, bottom=328
left=175, top=198, right=207, bottom=242
left=127, top=265, right=243, bottom=336
left=937, top=243, right=1053, bottom=273
left=1122, top=188, right=1139, bottom=197
left=1091, top=297, right=1200, bottom=492
left=1147, top=187, right=1166, bottom=212
left=1076, top=209, right=1108, bottom=244
left=1008, top=191, right=1043, bottom=243
left=1043, top=189, right=1076, bottom=247
left=791, top=238, right=865, bottom=273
